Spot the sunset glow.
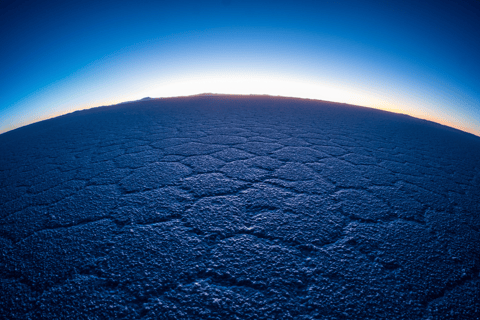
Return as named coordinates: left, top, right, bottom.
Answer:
left=1, top=0, right=479, bottom=136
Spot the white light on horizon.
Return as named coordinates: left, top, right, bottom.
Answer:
left=1, top=72, right=478, bottom=137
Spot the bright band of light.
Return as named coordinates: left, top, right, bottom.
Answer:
left=1, top=72, right=478, bottom=137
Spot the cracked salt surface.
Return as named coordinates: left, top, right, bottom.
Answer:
left=0, top=95, right=479, bottom=319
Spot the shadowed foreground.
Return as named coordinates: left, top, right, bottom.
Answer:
left=1, top=95, right=479, bottom=319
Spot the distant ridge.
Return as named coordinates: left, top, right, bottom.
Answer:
left=1, top=93, right=479, bottom=139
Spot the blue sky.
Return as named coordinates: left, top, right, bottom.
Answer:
left=1, top=0, right=479, bottom=135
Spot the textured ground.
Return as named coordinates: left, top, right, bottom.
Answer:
left=0, top=95, right=479, bottom=319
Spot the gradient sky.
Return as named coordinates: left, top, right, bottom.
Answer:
left=1, top=0, right=480, bottom=136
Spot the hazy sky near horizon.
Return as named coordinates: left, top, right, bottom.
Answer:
left=1, top=0, right=480, bottom=135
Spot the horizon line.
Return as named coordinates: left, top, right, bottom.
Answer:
left=1, top=92, right=479, bottom=139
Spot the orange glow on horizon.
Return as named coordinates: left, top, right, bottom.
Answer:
left=2, top=73, right=479, bottom=138
left=2, top=93, right=478, bottom=138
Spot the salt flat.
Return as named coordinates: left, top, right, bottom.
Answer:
left=0, top=95, right=479, bottom=319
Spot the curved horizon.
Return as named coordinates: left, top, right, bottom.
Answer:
left=1, top=0, right=479, bottom=137
left=3, top=92, right=479, bottom=139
